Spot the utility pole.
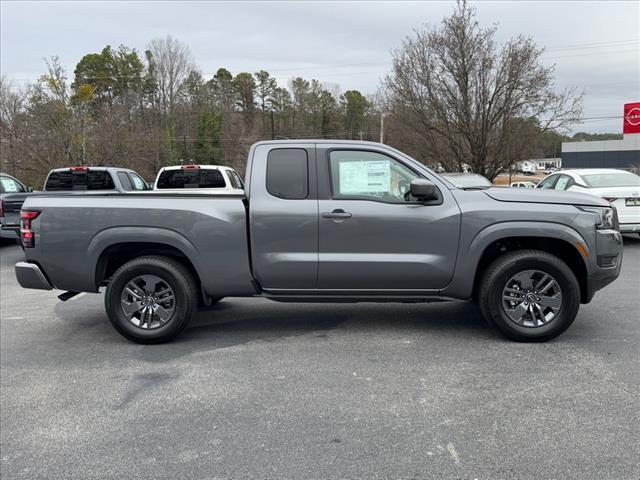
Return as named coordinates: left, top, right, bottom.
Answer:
left=271, top=110, right=275, bottom=140
left=379, top=112, right=385, bottom=143
left=183, top=133, right=187, bottom=160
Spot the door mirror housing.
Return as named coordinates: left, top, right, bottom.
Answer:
left=26, top=186, right=33, bottom=192
left=410, top=179, right=438, bottom=201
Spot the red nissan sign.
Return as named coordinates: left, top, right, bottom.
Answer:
left=623, top=102, right=640, bottom=134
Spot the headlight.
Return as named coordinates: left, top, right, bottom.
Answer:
left=578, top=206, right=618, bottom=230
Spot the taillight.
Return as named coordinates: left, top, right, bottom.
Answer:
left=20, top=210, right=40, bottom=248
left=0, top=199, right=4, bottom=217
left=69, top=166, right=89, bottom=172
left=181, top=164, right=200, bottom=170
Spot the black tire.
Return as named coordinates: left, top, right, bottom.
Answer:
left=478, top=250, right=580, bottom=342
left=105, top=255, right=197, bottom=344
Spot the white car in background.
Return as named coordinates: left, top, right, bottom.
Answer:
left=537, top=168, right=640, bottom=235
left=510, top=181, right=537, bottom=188
left=153, top=164, right=244, bottom=193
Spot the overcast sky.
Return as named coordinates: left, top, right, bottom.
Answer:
left=1, top=0, right=638, bottom=133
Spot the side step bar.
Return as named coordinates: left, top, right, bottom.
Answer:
left=58, top=291, right=82, bottom=302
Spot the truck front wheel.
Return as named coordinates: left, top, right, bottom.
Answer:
left=478, top=250, right=581, bottom=342
left=105, top=256, right=197, bottom=344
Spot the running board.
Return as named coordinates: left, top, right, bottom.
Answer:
left=58, top=291, right=81, bottom=302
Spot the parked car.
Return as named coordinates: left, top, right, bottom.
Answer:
left=154, top=165, right=244, bottom=193
left=440, top=172, right=493, bottom=189
left=0, top=173, right=34, bottom=240
left=43, top=166, right=150, bottom=192
left=15, top=140, right=622, bottom=344
left=537, top=169, right=640, bottom=235
left=511, top=181, right=537, bottom=188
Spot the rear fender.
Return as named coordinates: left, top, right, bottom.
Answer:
left=88, top=227, right=202, bottom=289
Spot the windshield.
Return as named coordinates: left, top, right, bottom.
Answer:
left=581, top=172, right=640, bottom=188
left=442, top=174, right=492, bottom=188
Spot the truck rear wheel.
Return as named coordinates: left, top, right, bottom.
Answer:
left=104, top=256, right=197, bottom=344
left=478, top=250, right=580, bottom=342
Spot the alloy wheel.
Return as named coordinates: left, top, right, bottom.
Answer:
left=120, top=274, right=176, bottom=329
left=501, top=269, right=563, bottom=327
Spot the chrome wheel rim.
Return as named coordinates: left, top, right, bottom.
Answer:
left=120, top=275, right=175, bottom=330
left=501, top=270, right=562, bottom=328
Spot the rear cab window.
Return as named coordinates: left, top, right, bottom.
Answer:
left=45, top=169, right=115, bottom=191
left=266, top=149, right=308, bottom=199
left=156, top=168, right=226, bottom=189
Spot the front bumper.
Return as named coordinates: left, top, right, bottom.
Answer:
left=584, top=229, right=623, bottom=302
left=15, top=262, right=53, bottom=290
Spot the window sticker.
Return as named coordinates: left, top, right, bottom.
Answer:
left=339, top=160, right=390, bottom=194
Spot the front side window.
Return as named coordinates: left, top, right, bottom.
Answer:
left=0, top=176, right=25, bottom=193
left=266, top=149, right=308, bottom=199
left=128, top=173, right=147, bottom=190
left=228, top=171, right=244, bottom=189
left=117, top=172, right=133, bottom=190
left=554, top=175, right=572, bottom=191
left=329, top=150, right=419, bottom=203
left=537, top=175, right=558, bottom=190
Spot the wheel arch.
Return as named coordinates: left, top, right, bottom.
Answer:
left=471, top=236, right=588, bottom=303
left=89, top=227, right=204, bottom=293
left=443, top=221, right=591, bottom=303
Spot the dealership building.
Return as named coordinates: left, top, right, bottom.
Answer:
left=561, top=102, right=640, bottom=170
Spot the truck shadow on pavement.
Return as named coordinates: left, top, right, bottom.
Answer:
left=53, top=297, right=493, bottom=360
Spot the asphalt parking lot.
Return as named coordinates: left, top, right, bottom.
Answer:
left=1, top=238, right=639, bottom=480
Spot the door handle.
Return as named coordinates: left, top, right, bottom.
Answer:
left=322, top=209, right=352, bottom=219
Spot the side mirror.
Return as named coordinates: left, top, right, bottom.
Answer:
left=26, top=186, right=33, bottom=192
left=410, top=179, right=438, bottom=201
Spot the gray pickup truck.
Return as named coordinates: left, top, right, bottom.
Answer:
left=15, top=140, right=623, bottom=344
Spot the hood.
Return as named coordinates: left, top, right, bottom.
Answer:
left=483, top=187, right=609, bottom=207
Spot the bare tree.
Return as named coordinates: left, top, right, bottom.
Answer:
left=384, top=0, right=582, bottom=179
left=147, top=36, right=194, bottom=115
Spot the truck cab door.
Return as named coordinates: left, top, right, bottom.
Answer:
left=248, top=144, right=319, bottom=290
left=316, top=146, right=461, bottom=291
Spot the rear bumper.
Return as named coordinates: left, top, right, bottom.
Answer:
left=0, top=226, right=20, bottom=239
left=619, top=223, right=640, bottom=233
left=15, top=262, right=53, bottom=290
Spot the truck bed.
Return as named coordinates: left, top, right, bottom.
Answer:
left=21, top=193, right=256, bottom=297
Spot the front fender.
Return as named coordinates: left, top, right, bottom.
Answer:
left=441, top=221, right=589, bottom=299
